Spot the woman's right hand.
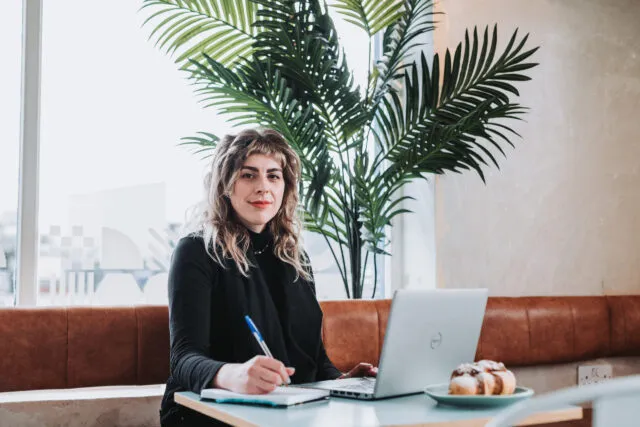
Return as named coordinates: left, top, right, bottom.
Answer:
left=212, top=356, right=295, bottom=394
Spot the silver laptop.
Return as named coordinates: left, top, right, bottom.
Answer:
left=300, top=288, right=488, bottom=400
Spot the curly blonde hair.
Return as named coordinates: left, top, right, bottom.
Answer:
left=188, top=128, right=311, bottom=280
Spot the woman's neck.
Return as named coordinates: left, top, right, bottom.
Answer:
left=247, top=225, right=272, bottom=251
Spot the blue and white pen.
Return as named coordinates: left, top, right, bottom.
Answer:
left=244, top=315, right=274, bottom=358
left=244, top=315, right=291, bottom=385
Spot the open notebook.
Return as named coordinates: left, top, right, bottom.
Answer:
left=200, top=386, right=330, bottom=407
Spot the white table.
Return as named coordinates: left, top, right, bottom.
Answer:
left=175, top=391, right=583, bottom=427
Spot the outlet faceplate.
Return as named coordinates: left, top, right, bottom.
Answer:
left=578, top=364, right=613, bottom=386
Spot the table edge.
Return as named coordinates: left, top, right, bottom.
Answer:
left=175, top=393, right=259, bottom=427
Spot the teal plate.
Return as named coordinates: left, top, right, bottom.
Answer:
left=424, top=384, right=534, bottom=408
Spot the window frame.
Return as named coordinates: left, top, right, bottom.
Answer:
left=16, top=0, right=42, bottom=306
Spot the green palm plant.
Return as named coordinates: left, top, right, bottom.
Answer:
left=141, top=0, right=539, bottom=298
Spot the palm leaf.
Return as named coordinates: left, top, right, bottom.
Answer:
left=370, top=0, right=436, bottom=109
left=178, top=131, right=220, bottom=159
left=141, top=0, right=261, bottom=70
left=329, top=0, right=405, bottom=36
left=350, top=25, right=537, bottom=251
left=373, top=25, right=538, bottom=180
left=189, top=53, right=343, bottom=214
left=252, top=0, right=368, bottom=150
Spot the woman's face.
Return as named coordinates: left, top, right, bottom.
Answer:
left=229, top=153, right=285, bottom=233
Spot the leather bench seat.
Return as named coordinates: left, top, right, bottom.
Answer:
left=320, top=296, right=640, bottom=372
left=2, top=296, right=639, bottom=426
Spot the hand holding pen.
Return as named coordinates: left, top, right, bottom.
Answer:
left=211, top=316, right=294, bottom=394
left=244, top=315, right=292, bottom=386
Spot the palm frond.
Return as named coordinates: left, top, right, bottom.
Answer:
left=252, top=0, right=368, bottom=150
left=352, top=148, right=419, bottom=253
left=178, top=131, right=220, bottom=159
left=329, top=0, right=404, bottom=36
left=373, top=25, right=538, bottom=178
left=140, top=0, right=260, bottom=69
left=370, top=0, right=436, bottom=106
left=189, top=53, right=342, bottom=213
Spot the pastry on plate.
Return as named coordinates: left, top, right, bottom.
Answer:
left=449, top=360, right=516, bottom=395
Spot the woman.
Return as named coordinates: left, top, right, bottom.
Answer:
left=160, top=128, right=376, bottom=426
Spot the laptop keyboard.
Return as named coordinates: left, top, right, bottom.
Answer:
left=336, top=378, right=376, bottom=393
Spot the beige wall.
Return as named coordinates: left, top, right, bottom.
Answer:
left=433, top=0, right=640, bottom=295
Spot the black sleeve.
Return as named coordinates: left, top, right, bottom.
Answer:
left=303, top=251, right=343, bottom=381
left=317, top=342, right=343, bottom=381
left=168, top=236, right=226, bottom=393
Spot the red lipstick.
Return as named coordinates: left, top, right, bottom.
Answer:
left=249, top=201, right=272, bottom=209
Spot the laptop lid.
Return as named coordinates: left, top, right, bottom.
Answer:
left=372, top=288, right=488, bottom=399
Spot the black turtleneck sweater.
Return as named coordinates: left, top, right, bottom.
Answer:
left=160, top=228, right=342, bottom=427
left=248, top=228, right=287, bottom=334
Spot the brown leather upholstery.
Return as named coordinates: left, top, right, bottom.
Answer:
left=0, top=308, right=67, bottom=392
left=137, top=306, right=170, bottom=385
left=67, top=307, right=138, bottom=388
left=321, top=300, right=382, bottom=371
left=476, top=297, right=611, bottom=366
left=607, top=296, right=640, bottom=356
left=1, top=296, right=640, bottom=393
left=0, top=306, right=169, bottom=393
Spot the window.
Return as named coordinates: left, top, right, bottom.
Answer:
left=0, top=1, right=24, bottom=307
left=13, top=1, right=382, bottom=306
left=37, top=0, right=220, bottom=306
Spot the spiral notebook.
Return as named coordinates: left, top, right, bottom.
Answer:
left=200, top=386, right=330, bottom=407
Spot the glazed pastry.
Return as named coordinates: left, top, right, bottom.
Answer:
left=475, top=359, right=516, bottom=395
left=449, top=363, right=487, bottom=394
left=475, top=359, right=505, bottom=371
left=449, top=360, right=516, bottom=395
left=449, top=363, right=478, bottom=394
left=475, top=371, right=497, bottom=395
left=449, top=374, right=478, bottom=395
left=491, top=370, right=517, bottom=395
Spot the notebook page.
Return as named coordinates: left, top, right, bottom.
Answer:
left=201, top=386, right=329, bottom=406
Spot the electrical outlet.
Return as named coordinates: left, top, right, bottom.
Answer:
left=578, top=364, right=613, bottom=386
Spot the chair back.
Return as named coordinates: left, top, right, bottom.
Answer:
left=486, top=375, right=640, bottom=427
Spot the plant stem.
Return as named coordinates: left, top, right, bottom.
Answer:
left=365, top=34, right=372, bottom=106
left=348, top=214, right=362, bottom=298
left=360, top=250, right=370, bottom=297
left=327, top=210, right=350, bottom=297
left=372, top=250, right=378, bottom=298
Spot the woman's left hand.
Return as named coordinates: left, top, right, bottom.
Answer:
left=339, top=362, right=378, bottom=379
